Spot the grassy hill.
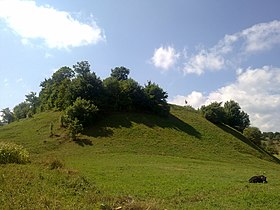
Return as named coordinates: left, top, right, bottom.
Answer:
left=0, top=105, right=280, bottom=209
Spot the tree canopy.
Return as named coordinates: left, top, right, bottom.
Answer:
left=1, top=108, right=15, bottom=124
left=243, top=127, right=262, bottom=145
left=200, top=102, right=225, bottom=124
left=2, top=61, right=170, bottom=134
left=110, top=66, right=130, bottom=81
left=200, top=100, right=250, bottom=132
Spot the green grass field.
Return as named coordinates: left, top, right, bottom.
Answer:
left=0, top=105, right=280, bottom=209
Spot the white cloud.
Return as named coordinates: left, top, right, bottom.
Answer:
left=151, top=46, right=180, bottom=71
left=242, top=20, right=280, bottom=53
left=182, top=20, right=280, bottom=75
left=0, top=0, right=105, bottom=49
left=169, top=66, right=280, bottom=132
left=183, top=50, right=225, bottom=75
left=16, top=78, right=23, bottom=83
left=170, top=91, right=206, bottom=108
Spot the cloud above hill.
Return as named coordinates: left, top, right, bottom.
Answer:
left=170, top=66, right=280, bottom=132
left=0, top=0, right=105, bottom=49
left=151, top=46, right=180, bottom=71
left=183, top=20, right=280, bottom=75
left=151, top=21, right=280, bottom=75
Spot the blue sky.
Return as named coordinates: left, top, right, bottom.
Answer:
left=1, top=0, right=280, bottom=131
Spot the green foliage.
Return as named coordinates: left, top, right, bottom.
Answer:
left=52, top=66, right=75, bottom=83
left=13, top=102, right=30, bottom=119
left=68, top=118, right=83, bottom=140
left=144, top=81, right=168, bottom=104
left=200, top=100, right=250, bottom=132
left=103, top=77, right=122, bottom=110
left=224, top=100, right=250, bottom=132
left=262, top=141, right=279, bottom=155
left=61, top=98, right=98, bottom=140
left=1, top=108, right=15, bottom=124
left=143, top=81, right=169, bottom=115
left=0, top=142, right=30, bottom=164
left=243, top=127, right=262, bottom=145
left=103, top=77, right=146, bottom=112
left=263, top=131, right=280, bottom=140
left=39, top=66, right=75, bottom=111
left=12, top=92, right=39, bottom=120
left=37, top=61, right=170, bottom=116
left=110, top=66, right=130, bottom=81
left=73, top=60, right=91, bottom=77
left=63, top=98, right=99, bottom=127
left=25, top=91, right=39, bottom=114
left=200, top=102, right=225, bottom=124
left=71, top=71, right=104, bottom=108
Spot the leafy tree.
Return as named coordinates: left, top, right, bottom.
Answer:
left=243, top=127, right=262, bottom=145
left=25, top=92, right=39, bottom=114
left=110, top=66, right=130, bottom=81
left=224, top=100, right=250, bottom=132
left=200, top=102, right=225, bottom=124
left=1, top=108, right=15, bottom=124
left=52, top=66, right=74, bottom=83
left=13, top=102, right=30, bottom=119
left=62, top=98, right=99, bottom=127
left=263, top=132, right=274, bottom=140
left=73, top=61, right=91, bottom=77
left=118, top=78, right=144, bottom=111
left=123, top=79, right=147, bottom=111
left=103, top=77, right=121, bottom=111
left=144, top=81, right=168, bottom=104
left=39, top=66, right=74, bottom=110
left=71, top=61, right=105, bottom=109
left=143, top=81, right=169, bottom=115
left=238, top=111, right=250, bottom=132
left=71, top=71, right=104, bottom=108
left=103, top=76, right=145, bottom=112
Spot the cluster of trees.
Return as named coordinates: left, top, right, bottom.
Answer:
left=38, top=61, right=169, bottom=115
left=1, top=61, right=170, bottom=138
left=200, top=100, right=250, bottom=132
left=1, top=60, right=278, bottom=152
left=0, top=92, right=38, bottom=124
left=200, top=102, right=280, bottom=154
left=262, top=132, right=280, bottom=141
left=243, top=127, right=279, bottom=155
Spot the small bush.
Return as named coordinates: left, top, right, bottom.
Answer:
left=0, top=142, right=30, bottom=164
left=48, top=158, right=64, bottom=170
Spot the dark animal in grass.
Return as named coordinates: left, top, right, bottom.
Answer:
left=249, top=175, right=267, bottom=183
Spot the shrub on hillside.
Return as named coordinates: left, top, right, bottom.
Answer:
left=48, top=158, right=64, bottom=170
left=62, top=97, right=99, bottom=127
left=200, top=102, right=225, bottom=124
left=0, top=142, right=30, bottom=164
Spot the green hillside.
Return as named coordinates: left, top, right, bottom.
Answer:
left=0, top=105, right=280, bottom=209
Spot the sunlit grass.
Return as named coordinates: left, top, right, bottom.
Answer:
left=0, top=106, right=280, bottom=209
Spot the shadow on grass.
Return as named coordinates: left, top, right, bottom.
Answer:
left=84, top=112, right=201, bottom=139
left=74, top=138, right=93, bottom=147
left=217, top=124, right=280, bottom=164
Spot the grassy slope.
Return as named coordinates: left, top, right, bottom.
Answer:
left=0, top=106, right=280, bottom=209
